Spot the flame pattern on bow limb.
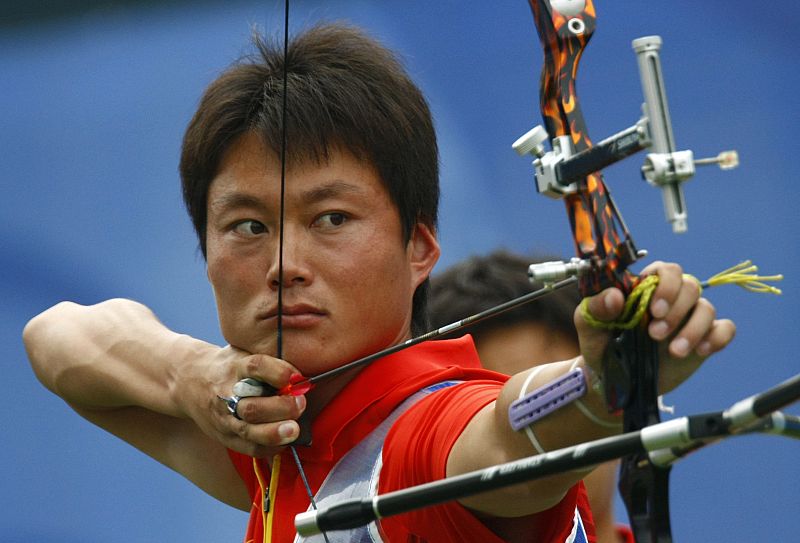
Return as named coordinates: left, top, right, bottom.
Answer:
left=527, top=2, right=674, bottom=541
left=529, top=0, right=638, bottom=297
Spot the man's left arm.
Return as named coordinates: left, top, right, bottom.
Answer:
left=446, top=262, right=736, bottom=518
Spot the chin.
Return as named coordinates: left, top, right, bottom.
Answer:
left=227, top=334, right=278, bottom=357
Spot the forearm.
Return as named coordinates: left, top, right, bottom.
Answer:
left=23, top=298, right=213, bottom=418
left=454, top=264, right=733, bottom=518
left=449, top=357, right=620, bottom=516
left=497, top=357, right=619, bottom=454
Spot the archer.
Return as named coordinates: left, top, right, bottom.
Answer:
left=23, top=23, right=733, bottom=543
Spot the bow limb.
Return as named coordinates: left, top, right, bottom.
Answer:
left=528, top=2, right=670, bottom=541
left=529, top=0, right=637, bottom=296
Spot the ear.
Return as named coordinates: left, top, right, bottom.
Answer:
left=407, top=223, right=440, bottom=290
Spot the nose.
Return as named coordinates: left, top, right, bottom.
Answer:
left=266, top=227, right=312, bottom=290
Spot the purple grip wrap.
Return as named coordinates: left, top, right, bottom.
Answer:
left=509, top=368, right=587, bottom=431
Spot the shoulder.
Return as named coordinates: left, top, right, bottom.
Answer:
left=381, top=380, right=504, bottom=482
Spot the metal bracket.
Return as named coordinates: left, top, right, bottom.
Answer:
left=513, top=35, right=738, bottom=233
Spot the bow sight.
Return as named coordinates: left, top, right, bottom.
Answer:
left=513, top=35, right=738, bottom=235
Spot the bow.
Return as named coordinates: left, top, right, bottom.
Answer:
left=518, top=2, right=669, bottom=541
left=514, top=1, right=734, bottom=541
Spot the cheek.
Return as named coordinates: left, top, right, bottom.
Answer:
left=343, top=238, right=413, bottom=311
left=207, top=248, right=264, bottom=313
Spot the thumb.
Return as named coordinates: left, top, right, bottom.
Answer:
left=574, top=287, right=625, bottom=368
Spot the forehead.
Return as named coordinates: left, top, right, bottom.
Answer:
left=208, top=132, right=389, bottom=210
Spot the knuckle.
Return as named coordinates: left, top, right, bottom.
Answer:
left=244, top=356, right=262, bottom=376
left=237, top=423, right=277, bottom=451
left=653, top=261, right=682, bottom=277
left=274, top=363, right=294, bottom=383
left=234, top=420, right=251, bottom=442
left=239, top=399, right=257, bottom=420
left=696, top=297, right=716, bottom=319
left=684, top=277, right=701, bottom=298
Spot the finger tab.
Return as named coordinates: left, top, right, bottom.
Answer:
left=233, top=378, right=266, bottom=397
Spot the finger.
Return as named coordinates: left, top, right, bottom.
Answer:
left=694, top=319, right=737, bottom=357
left=642, top=261, right=684, bottom=319
left=238, top=353, right=300, bottom=389
left=664, top=297, right=715, bottom=358
left=209, top=400, right=273, bottom=456
left=222, top=422, right=298, bottom=457
left=213, top=398, right=302, bottom=455
left=215, top=419, right=276, bottom=457
left=238, top=419, right=301, bottom=449
left=236, top=394, right=306, bottom=425
left=649, top=277, right=702, bottom=341
left=574, top=288, right=624, bottom=370
left=577, top=287, right=625, bottom=326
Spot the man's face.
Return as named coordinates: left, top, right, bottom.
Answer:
left=205, top=132, right=439, bottom=375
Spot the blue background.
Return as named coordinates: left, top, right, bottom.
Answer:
left=2, top=1, right=797, bottom=541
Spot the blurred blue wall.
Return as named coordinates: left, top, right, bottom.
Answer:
left=2, top=1, right=797, bottom=541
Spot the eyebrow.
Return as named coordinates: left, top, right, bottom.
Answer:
left=208, top=181, right=367, bottom=216
left=300, top=180, right=366, bottom=205
left=209, top=193, right=268, bottom=216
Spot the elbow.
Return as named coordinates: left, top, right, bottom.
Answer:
left=23, top=301, right=83, bottom=391
left=23, top=298, right=147, bottom=395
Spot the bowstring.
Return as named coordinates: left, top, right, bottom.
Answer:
left=276, top=0, right=286, bottom=359
left=276, top=2, right=330, bottom=541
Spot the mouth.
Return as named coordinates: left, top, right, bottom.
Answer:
left=259, top=304, right=327, bottom=328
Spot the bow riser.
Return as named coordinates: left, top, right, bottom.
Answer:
left=528, top=2, right=671, bottom=542
left=530, top=0, right=637, bottom=297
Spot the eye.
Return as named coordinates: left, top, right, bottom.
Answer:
left=232, top=220, right=267, bottom=236
left=314, top=212, right=348, bottom=229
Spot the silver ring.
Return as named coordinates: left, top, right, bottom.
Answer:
left=567, top=18, right=585, bottom=35
left=217, top=394, right=244, bottom=420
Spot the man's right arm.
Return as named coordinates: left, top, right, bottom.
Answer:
left=23, top=298, right=304, bottom=510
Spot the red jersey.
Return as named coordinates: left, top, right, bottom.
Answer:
left=228, top=336, right=594, bottom=542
